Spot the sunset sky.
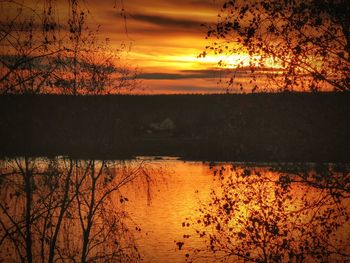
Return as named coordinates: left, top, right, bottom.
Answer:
left=2, top=0, right=345, bottom=93
left=83, top=0, right=230, bottom=93
left=1, top=0, right=280, bottom=93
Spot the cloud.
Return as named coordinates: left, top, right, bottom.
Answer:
left=2, top=0, right=254, bottom=93
left=145, top=85, right=227, bottom=94
left=136, top=69, right=220, bottom=80
left=104, top=9, right=211, bottom=37
left=131, top=14, right=203, bottom=31
left=136, top=68, right=283, bottom=80
left=127, top=0, right=221, bottom=10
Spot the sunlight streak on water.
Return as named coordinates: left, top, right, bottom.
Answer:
left=1, top=158, right=350, bottom=262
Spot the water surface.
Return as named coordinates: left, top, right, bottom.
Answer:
left=1, top=157, right=350, bottom=262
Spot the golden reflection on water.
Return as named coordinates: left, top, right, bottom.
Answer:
left=1, top=158, right=350, bottom=262
left=120, top=161, right=350, bottom=262
left=121, top=160, right=216, bottom=262
left=179, top=164, right=350, bottom=262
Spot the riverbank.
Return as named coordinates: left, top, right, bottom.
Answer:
left=1, top=93, right=349, bottom=162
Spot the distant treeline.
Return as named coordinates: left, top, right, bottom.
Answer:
left=1, top=93, right=349, bottom=162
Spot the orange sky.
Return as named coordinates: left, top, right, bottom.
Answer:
left=82, top=0, right=236, bottom=93
left=1, top=0, right=265, bottom=94
left=2, top=0, right=336, bottom=93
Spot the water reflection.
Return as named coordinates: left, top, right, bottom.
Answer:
left=1, top=159, right=350, bottom=262
left=122, top=160, right=215, bottom=262
left=180, top=164, right=350, bottom=262
left=0, top=157, right=151, bottom=263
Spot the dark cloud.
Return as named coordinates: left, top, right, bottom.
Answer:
left=106, top=10, right=211, bottom=36
left=137, top=69, right=221, bottom=80
left=146, top=85, right=227, bottom=94
left=137, top=68, right=282, bottom=80
left=115, top=25, right=203, bottom=37
left=132, top=14, right=203, bottom=30
left=137, top=73, right=191, bottom=80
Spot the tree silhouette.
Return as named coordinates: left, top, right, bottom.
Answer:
left=0, top=157, right=151, bottom=262
left=53, top=0, right=137, bottom=95
left=179, top=164, right=350, bottom=262
left=203, top=0, right=350, bottom=92
left=0, top=0, right=136, bottom=94
left=0, top=0, right=62, bottom=94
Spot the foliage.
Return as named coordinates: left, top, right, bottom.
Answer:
left=179, top=164, right=350, bottom=262
left=0, top=0, right=136, bottom=94
left=203, top=0, right=350, bottom=92
left=0, top=157, right=151, bottom=262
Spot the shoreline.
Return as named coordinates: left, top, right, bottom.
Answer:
left=1, top=93, right=349, bottom=162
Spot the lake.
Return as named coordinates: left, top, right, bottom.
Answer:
left=1, top=157, right=350, bottom=262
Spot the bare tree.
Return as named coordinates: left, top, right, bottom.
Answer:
left=0, top=157, right=151, bottom=262
left=0, top=0, right=137, bottom=94
left=178, top=164, right=350, bottom=262
left=73, top=160, right=146, bottom=262
left=202, top=0, right=350, bottom=92
left=0, top=0, right=61, bottom=94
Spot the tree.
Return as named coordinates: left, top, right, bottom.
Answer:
left=52, top=0, right=137, bottom=95
left=203, top=0, right=350, bottom=92
left=178, top=164, right=350, bottom=262
left=0, top=157, right=150, bottom=262
left=0, top=0, right=61, bottom=94
left=0, top=0, right=136, bottom=95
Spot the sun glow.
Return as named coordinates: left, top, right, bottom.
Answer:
left=197, top=54, right=283, bottom=70
left=132, top=52, right=283, bottom=73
